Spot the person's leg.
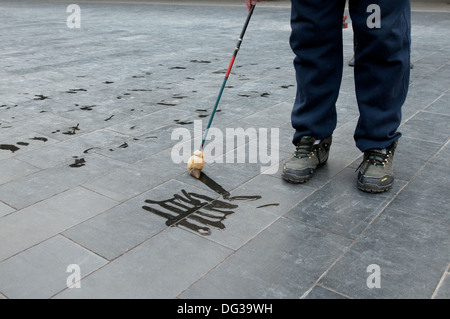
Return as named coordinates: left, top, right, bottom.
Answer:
left=350, top=0, right=411, bottom=192
left=350, top=0, right=411, bottom=151
left=290, top=0, right=347, bottom=144
left=283, top=0, right=345, bottom=184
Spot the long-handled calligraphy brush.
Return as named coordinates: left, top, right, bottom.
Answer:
left=187, top=4, right=256, bottom=178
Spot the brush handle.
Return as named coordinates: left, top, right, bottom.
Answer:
left=200, top=4, right=256, bottom=150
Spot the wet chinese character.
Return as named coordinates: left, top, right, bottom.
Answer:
left=142, top=173, right=262, bottom=235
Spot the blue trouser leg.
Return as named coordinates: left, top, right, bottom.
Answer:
left=350, top=0, right=411, bottom=151
left=290, top=0, right=346, bottom=144
left=290, top=0, right=411, bottom=151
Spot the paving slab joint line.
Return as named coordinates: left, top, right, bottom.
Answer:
left=175, top=213, right=288, bottom=298
left=50, top=198, right=230, bottom=298
left=314, top=283, right=353, bottom=299
left=49, top=224, right=174, bottom=298
left=431, top=263, right=450, bottom=299
left=300, top=182, right=410, bottom=299
left=299, top=137, right=450, bottom=298
left=401, top=91, right=450, bottom=126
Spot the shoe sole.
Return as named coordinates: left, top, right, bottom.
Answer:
left=281, top=170, right=313, bottom=184
left=281, top=160, right=328, bottom=184
left=357, top=180, right=393, bottom=193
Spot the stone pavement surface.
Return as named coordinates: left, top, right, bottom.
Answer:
left=0, top=0, right=449, bottom=299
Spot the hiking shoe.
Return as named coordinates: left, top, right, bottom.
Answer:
left=282, top=136, right=332, bottom=184
left=356, top=141, right=398, bottom=193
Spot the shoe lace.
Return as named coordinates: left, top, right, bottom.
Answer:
left=357, top=149, right=392, bottom=173
left=294, top=143, right=314, bottom=159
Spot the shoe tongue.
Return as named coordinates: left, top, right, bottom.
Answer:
left=373, top=148, right=387, bottom=154
left=300, top=136, right=315, bottom=144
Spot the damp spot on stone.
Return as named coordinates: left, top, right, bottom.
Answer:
left=195, top=109, right=209, bottom=118
left=83, top=147, right=100, bottom=154
left=62, top=124, right=80, bottom=135
left=157, top=102, right=177, bottom=106
left=257, top=203, right=280, bottom=209
left=172, top=94, right=188, bottom=99
left=16, top=142, right=29, bottom=146
left=156, top=86, right=172, bottom=90
left=174, top=120, right=193, bottom=125
left=69, top=157, right=86, bottom=168
left=30, top=137, right=48, bottom=142
left=66, top=88, right=87, bottom=94
left=190, top=60, right=211, bottom=64
left=34, top=95, right=49, bottom=100
left=80, top=105, right=96, bottom=111
left=0, top=144, right=20, bottom=153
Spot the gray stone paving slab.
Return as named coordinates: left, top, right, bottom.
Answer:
left=229, top=174, right=315, bottom=217
left=0, top=201, right=15, bottom=219
left=82, top=149, right=186, bottom=201
left=180, top=217, right=352, bottom=299
left=304, top=285, right=349, bottom=299
left=108, top=108, right=196, bottom=137
left=0, top=235, right=107, bottom=299
left=15, top=128, right=130, bottom=169
left=0, top=0, right=449, bottom=299
left=0, top=132, right=57, bottom=161
left=425, top=93, right=450, bottom=116
left=431, top=139, right=450, bottom=166
left=0, top=152, right=125, bottom=209
left=55, top=227, right=233, bottom=299
left=319, top=209, right=450, bottom=299
left=434, top=272, right=450, bottom=299
left=409, top=108, right=450, bottom=142
left=286, top=168, right=407, bottom=239
left=64, top=179, right=220, bottom=260
left=0, top=186, right=117, bottom=262
left=388, top=159, right=450, bottom=225
left=0, top=157, right=40, bottom=185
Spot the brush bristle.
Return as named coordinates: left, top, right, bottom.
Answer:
left=188, top=168, right=202, bottom=179
left=187, top=151, right=205, bottom=178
